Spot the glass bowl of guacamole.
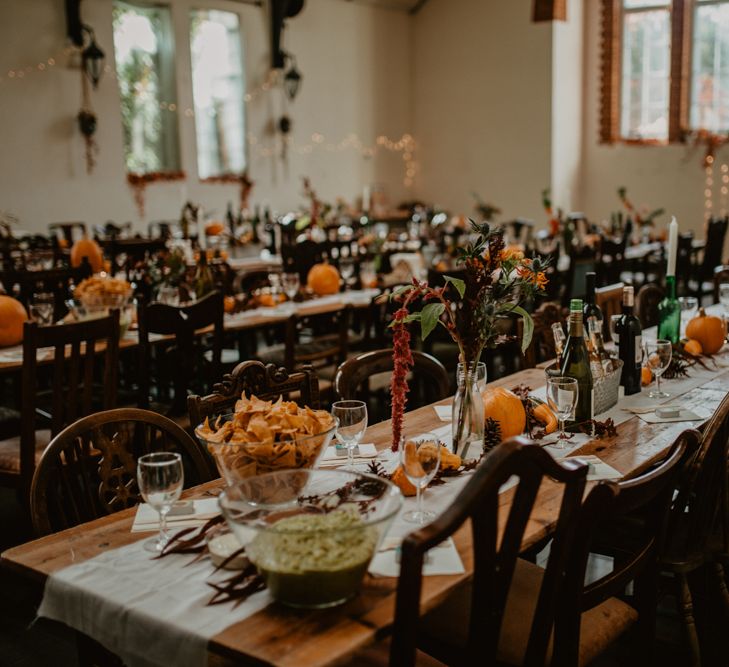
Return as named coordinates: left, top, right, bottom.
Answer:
left=218, top=469, right=403, bottom=609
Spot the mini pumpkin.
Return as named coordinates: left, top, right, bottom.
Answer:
left=482, top=387, right=526, bottom=441
left=530, top=400, right=557, bottom=435
left=685, top=308, right=726, bottom=355
left=205, top=221, right=225, bottom=236
left=439, top=445, right=462, bottom=471
left=70, top=236, right=104, bottom=273
left=683, top=339, right=703, bottom=357
left=391, top=466, right=417, bottom=497
left=0, top=296, right=28, bottom=347
left=307, top=263, right=340, bottom=295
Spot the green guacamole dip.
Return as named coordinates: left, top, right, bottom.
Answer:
left=248, top=507, right=377, bottom=608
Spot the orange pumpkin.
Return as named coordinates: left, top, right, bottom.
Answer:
left=530, top=400, right=557, bottom=435
left=391, top=466, right=417, bottom=497
left=683, top=339, right=703, bottom=356
left=641, top=366, right=653, bottom=386
left=205, top=221, right=225, bottom=236
left=685, top=308, right=726, bottom=355
left=223, top=296, right=236, bottom=314
left=307, top=263, right=340, bottom=295
left=482, top=387, right=526, bottom=441
left=70, top=237, right=104, bottom=273
left=0, top=296, right=28, bottom=347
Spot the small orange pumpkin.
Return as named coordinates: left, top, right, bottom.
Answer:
left=0, top=296, right=28, bottom=347
left=223, top=296, right=236, bottom=314
left=641, top=366, right=653, bottom=386
left=307, top=263, right=340, bottom=296
left=391, top=466, right=416, bottom=497
left=685, top=308, right=726, bottom=355
left=70, top=237, right=104, bottom=273
left=683, top=339, right=703, bottom=357
left=205, top=221, right=225, bottom=236
left=482, top=387, right=526, bottom=441
left=531, top=401, right=557, bottom=435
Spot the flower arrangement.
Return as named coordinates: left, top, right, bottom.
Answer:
left=388, top=221, right=549, bottom=454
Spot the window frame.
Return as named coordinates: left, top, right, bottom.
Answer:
left=600, top=0, right=693, bottom=145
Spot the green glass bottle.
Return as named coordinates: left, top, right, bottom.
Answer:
left=658, top=275, right=680, bottom=344
left=560, top=299, right=594, bottom=424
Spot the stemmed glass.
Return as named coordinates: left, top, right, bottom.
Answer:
left=331, top=400, right=368, bottom=469
left=339, top=258, right=355, bottom=290
left=400, top=434, right=441, bottom=524
left=720, top=283, right=729, bottom=316
left=546, top=377, right=579, bottom=447
left=137, top=452, right=184, bottom=553
left=679, top=296, right=698, bottom=337
left=29, top=292, right=54, bottom=326
left=359, top=261, right=377, bottom=289
left=644, top=339, right=672, bottom=399
left=281, top=272, right=300, bottom=313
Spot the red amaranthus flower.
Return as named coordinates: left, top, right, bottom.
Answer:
left=390, top=306, right=414, bottom=451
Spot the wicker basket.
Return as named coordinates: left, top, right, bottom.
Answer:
left=545, top=359, right=623, bottom=416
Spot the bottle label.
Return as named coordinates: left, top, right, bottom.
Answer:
left=635, top=335, right=642, bottom=365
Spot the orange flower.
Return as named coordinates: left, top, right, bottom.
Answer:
left=499, top=247, right=524, bottom=262
left=517, top=262, right=548, bottom=290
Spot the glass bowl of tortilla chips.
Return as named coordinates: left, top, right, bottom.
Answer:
left=195, top=395, right=337, bottom=484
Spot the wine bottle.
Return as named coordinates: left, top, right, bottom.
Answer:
left=588, top=316, right=612, bottom=374
left=560, top=299, right=594, bottom=423
left=582, top=272, right=603, bottom=333
left=251, top=205, right=261, bottom=244
left=658, top=274, right=680, bottom=344
left=226, top=202, right=236, bottom=245
left=263, top=208, right=276, bottom=254
left=193, top=248, right=214, bottom=300
left=551, top=322, right=566, bottom=359
left=616, top=286, right=642, bottom=395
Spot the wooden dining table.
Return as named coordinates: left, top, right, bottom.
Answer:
left=3, top=347, right=729, bottom=666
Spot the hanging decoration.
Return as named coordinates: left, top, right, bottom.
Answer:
left=81, top=25, right=105, bottom=89
left=127, top=171, right=186, bottom=217
left=78, top=61, right=98, bottom=174
left=200, top=171, right=255, bottom=211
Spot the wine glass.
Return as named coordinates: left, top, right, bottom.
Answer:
left=546, top=377, right=579, bottom=447
left=720, top=283, right=729, bottom=315
left=644, top=339, right=672, bottom=399
left=679, top=296, right=698, bottom=337
left=137, top=452, right=184, bottom=553
left=281, top=272, right=300, bottom=313
left=359, top=261, right=377, bottom=289
left=339, top=258, right=355, bottom=289
left=29, top=292, right=54, bottom=326
left=400, top=434, right=441, bottom=524
left=331, top=400, right=368, bottom=469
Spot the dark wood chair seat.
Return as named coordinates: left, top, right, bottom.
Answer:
left=421, top=558, right=638, bottom=667
left=30, top=408, right=213, bottom=537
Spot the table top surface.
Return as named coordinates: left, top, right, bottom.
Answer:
left=4, top=346, right=729, bottom=666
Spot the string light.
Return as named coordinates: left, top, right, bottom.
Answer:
left=705, top=160, right=715, bottom=220
left=0, top=47, right=74, bottom=84
left=722, top=163, right=728, bottom=217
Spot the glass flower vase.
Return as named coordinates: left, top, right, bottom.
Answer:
left=451, top=361, right=486, bottom=460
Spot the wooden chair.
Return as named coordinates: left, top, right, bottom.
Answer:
left=0, top=313, right=120, bottom=495
left=372, top=438, right=588, bottom=667
left=48, top=222, right=87, bottom=246
left=712, top=264, right=729, bottom=303
left=595, top=282, right=624, bottom=340
left=137, top=291, right=224, bottom=417
left=692, top=217, right=728, bottom=299
left=553, top=432, right=693, bottom=666
left=637, top=283, right=664, bottom=329
left=187, top=360, right=320, bottom=430
left=30, top=408, right=213, bottom=537
left=334, top=349, right=449, bottom=420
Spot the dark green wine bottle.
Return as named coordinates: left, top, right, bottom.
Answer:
left=560, top=299, right=594, bottom=423
left=616, top=286, right=642, bottom=395
left=658, top=275, right=680, bottom=344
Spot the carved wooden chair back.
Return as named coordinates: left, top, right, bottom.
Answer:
left=187, top=361, right=321, bottom=429
left=137, top=291, right=223, bottom=415
left=390, top=438, right=588, bottom=667
left=699, top=217, right=728, bottom=283
left=553, top=432, right=693, bottom=666
left=48, top=221, right=87, bottom=246
left=30, top=408, right=213, bottom=537
left=334, top=349, right=449, bottom=409
left=675, top=232, right=695, bottom=294
left=7, top=313, right=120, bottom=493
left=283, top=306, right=352, bottom=373
left=713, top=265, right=729, bottom=303
left=595, top=282, right=624, bottom=340
left=636, top=283, right=664, bottom=329
left=519, top=301, right=564, bottom=368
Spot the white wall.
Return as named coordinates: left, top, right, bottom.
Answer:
left=411, top=0, right=554, bottom=222
left=579, top=0, right=727, bottom=236
left=0, top=0, right=412, bottom=233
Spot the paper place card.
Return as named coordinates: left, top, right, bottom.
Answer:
left=320, top=443, right=379, bottom=464
left=131, top=498, right=220, bottom=533
left=637, top=409, right=705, bottom=424
left=562, top=455, right=622, bottom=481
left=369, top=537, right=465, bottom=578
left=433, top=405, right=452, bottom=421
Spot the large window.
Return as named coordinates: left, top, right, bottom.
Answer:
left=190, top=9, right=246, bottom=179
left=113, top=1, right=180, bottom=173
left=602, top=0, right=729, bottom=143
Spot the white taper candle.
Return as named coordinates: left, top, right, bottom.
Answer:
left=667, top=215, right=678, bottom=277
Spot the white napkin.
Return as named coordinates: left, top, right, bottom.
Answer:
left=131, top=498, right=219, bottom=533
left=369, top=537, right=465, bottom=577
left=433, top=405, right=452, bottom=421
left=319, top=443, right=379, bottom=466
left=637, top=409, right=706, bottom=424
left=560, top=455, right=622, bottom=481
